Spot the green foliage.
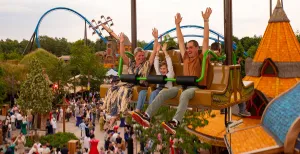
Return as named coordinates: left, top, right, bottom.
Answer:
left=0, top=51, right=23, bottom=61
left=95, top=38, right=107, bottom=51
left=162, top=34, right=178, bottom=49
left=20, top=48, right=59, bottom=76
left=70, top=41, right=107, bottom=92
left=39, top=132, right=78, bottom=148
left=0, top=68, right=6, bottom=103
left=134, top=106, right=214, bottom=153
left=38, top=36, right=71, bottom=56
left=247, top=45, right=258, bottom=59
left=48, top=59, right=72, bottom=106
left=17, top=58, right=53, bottom=114
left=0, top=62, right=27, bottom=96
left=296, top=30, right=300, bottom=43
left=240, top=35, right=261, bottom=52
left=137, top=40, right=148, bottom=48
left=25, top=136, right=35, bottom=147
left=0, top=39, right=21, bottom=53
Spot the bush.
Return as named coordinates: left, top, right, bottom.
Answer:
left=39, top=132, right=78, bottom=148
left=25, top=136, right=34, bottom=147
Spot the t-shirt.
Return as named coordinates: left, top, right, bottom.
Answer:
left=51, top=119, right=57, bottom=129
left=61, top=147, right=68, bottom=154
left=83, top=137, right=90, bottom=149
left=116, top=137, right=122, bottom=144
left=16, top=113, right=23, bottom=121
left=40, top=147, right=50, bottom=154
left=10, top=115, right=16, bottom=123
left=183, top=52, right=209, bottom=86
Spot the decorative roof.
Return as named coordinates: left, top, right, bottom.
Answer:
left=253, top=22, right=300, bottom=63
left=269, top=0, right=290, bottom=23
left=244, top=0, right=300, bottom=98
left=247, top=62, right=300, bottom=78
left=262, top=82, right=300, bottom=143
left=243, top=76, right=300, bottom=98
left=122, top=34, right=131, bottom=46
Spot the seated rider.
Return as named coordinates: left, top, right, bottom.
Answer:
left=131, top=8, right=212, bottom=135
left=134, top=42, right=175, bottom=113
left=102, top=29, right=159, bottom=128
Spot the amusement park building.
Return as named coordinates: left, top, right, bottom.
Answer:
left=243, top=0, right=300, bottom=116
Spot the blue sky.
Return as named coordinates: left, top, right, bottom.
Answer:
left=0, top=0, right=299, bottom=43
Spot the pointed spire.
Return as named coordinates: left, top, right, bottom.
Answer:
left=269, top=0, right=290, bottom=23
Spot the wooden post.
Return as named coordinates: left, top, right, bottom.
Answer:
left=61, top=97, right=69, bottom=133
left=131, top=0, right=137, bottom=52
left=270, top=0, right=272, bottom=17
left=63, top=105, right=66, bottom=133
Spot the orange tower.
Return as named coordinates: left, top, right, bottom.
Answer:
left=243, top=0, right=300, bottom=117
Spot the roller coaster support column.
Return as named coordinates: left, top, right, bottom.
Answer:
left=131, top=0, right=137, bottom=52
left=224, top=0, right=233, bottom=122
left=22, top=32, right=36, bottom=55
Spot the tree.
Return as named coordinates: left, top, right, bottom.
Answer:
left=95, top=38, right=107, bottom=51
left=54, top=37, right=71, bottom=56
left=17, top=58, right=53, bottom=129
left=48, top=59, right=72, bottom=106
left=20, top=48, right=59, bottom=78
left=0, top=62, right=28, bottom=106
left=162, top=34, right=178, bottom=49
left=0, top=68, right=7, bottom=103
left=247, top=45, right=258, bottom=58
left=296, top=30, right=300, bottom=43
left=70, top=40, right=107, bottom=93
left=240, top=36, right=261, bottom=51
left=137, top=40, right=148, bottom=48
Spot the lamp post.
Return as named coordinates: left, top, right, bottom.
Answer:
left=270, top=0, right=272, bottom=17
left=60, top=97, right=69, bottom=133
left=224, top=0, right=233, bottom=123
left=131, top=0, right=137, bottom=52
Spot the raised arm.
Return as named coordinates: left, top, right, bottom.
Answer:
left=119, top=33, right=129, bottom=66
left=162, top=43, right=174, bottom=77
left=149, top=28, right=159, bottom=66
left=154, top=43, right=161, bottom=75
left=175, top=13, right=185, bottom=58
left=201, top=8, right=212, bottom=54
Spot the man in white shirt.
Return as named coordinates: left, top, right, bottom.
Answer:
left=51, top=117, right=57, bottom=134
left=16, top=112, right=23, bottom=129
left=79, top=121, right=86, bottom=137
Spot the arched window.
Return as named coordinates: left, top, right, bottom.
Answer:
left=260, top=58, right=278, bottom=77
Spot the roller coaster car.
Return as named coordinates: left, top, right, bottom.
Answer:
left=149, top=64, right=255, bottom=109
left=100, top=50, right=182, bottom=100
left=100, top=50, right=254, bottom=109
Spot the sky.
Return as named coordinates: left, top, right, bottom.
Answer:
left=0, top=0, right=300, bottom=44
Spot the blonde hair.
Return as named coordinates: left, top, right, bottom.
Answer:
left=134, top=47, right=145, bottom=56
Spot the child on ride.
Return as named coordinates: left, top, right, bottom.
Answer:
left=134, top=42, right=175, bottom=113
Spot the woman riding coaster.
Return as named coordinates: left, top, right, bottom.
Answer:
left=134, top=42, right=175, bottom=113
left=102, top=28, right=160, bottom=128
